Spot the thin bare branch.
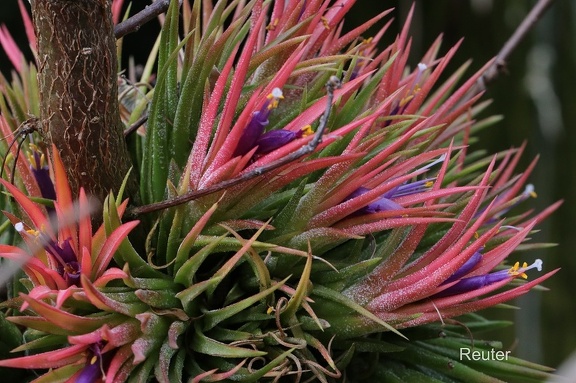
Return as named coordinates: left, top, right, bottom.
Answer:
left=123, top=114, right=148, bottom=137
left=471, top=0, right=555, bottom=95
left=114, top=0, right=183, bottom=39
left=128, top=76, right=342, bottom=217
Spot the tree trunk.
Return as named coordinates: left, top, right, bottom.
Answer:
left=32, top=0, right=137, bottom=206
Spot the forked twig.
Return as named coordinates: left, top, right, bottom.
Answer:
left=128, top=76, right=342, bottom=217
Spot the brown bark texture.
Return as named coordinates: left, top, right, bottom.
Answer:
left=32, top=0, right=136, bottom=205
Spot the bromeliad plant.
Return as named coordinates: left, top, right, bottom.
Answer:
left=0, top=0, right=561, bottom=382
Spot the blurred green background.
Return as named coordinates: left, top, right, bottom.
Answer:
left=0, top=0, right=573, bottom=372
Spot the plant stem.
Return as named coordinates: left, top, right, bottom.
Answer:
left=32, top=0, right=138, bottom=206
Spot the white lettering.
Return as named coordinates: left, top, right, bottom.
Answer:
left=459, top=348, right=510, bottom=361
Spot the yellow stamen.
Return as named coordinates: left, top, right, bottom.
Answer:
left=266, top=18, right=279, bottom=31
left=300, top=125, right=314, bottom=136
left=26, top=144, right=46, bottom=170
left=267, top=306, right=274, bottom=315
left=424, top=181, right=434, bottom=188
left=321, top=16, right=330, bottom=30
left=524, top=184, right=537, bottom=198
left=266, top=88, right=284, bottom=109
left=508, top=259, right=543, bottom=279
left=399, top=95, right=414, bottom=108
left=90, top=355, right=98, bottom=365
left=362, top=37, right=373, bottom=45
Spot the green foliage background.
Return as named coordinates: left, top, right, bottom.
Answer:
left=0, top=0, right=573, bottom=371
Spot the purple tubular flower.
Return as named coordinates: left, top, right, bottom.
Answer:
left=14, top=222, right=82, bottom=287
left=347, top=187, right=403, bottom=214
left=352, top=187, right=402, bottom=213
left=255, top=130, right=297, bottom=154
left=442, top=250, right=483, bottom=284
left=28, top=147, right=56, bottom=200
left=233, top=88, right=284, bottom=157
left=383, top=179, right=434, bottom=199
left=434, top=259, right=543, bottom=298
left=384, top=62, right=428, bottom=126
left=233, top=110, right=270, bottom=156
left=255, top=125, right=313, bottom=155
left=77, top=343, right=105, bottom=383
left=44, top=237, right=80, bottom=287
left=348, top=178, right=434, bottom=215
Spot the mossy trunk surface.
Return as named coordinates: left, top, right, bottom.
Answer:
left=32, top=0, right=136, bottom=205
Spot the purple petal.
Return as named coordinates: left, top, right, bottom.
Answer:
left=233, top=110, right=269, bottom=156
left=346, top=187, right=403, bottom=214
left=31, top=167, right=56, bottom=201
left=383, top=179, right=433, bottom=198
left=363, top=197, right=403, bottom=213
left=434, top=269, right=510, bottom=298
left=443, top=250, right=483, bottom=284
left=76, top=358, right=103, bottom=383
left=255, top=129, right=297, bottom=154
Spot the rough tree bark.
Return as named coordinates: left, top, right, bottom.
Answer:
left=32, top=0, right=137, bottom=205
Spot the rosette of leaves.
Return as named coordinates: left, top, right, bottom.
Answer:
left=0, top=0, right=560, bottom=382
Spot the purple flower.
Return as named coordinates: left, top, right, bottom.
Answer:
left=255, top=125, right=313, bottom=155
left=385, top=62, right=428, bottom=124
left=15, top=222, right=80, bottom=287
left=77, top=342, right=106, bottom=383
left=434, top=259, right=543, bottom=298
left=43, top=237, right=81, bottom=287
left=233, top=88, right=284, bottom=157
left=347, top=178, right=434, bottom=214
left=28, top=145, right=56, bottom=201
left=442, top=250, right=483, bottom=284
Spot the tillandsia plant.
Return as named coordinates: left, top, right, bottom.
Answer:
left=0, top=0, right=562, bottom=382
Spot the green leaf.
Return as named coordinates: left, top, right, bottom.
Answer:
left=191, top=322, right=266, bottom=358
left=244, top=348, right=297, bottom=382
left=128, top=352, right=158, bottom=383
left=169, top=349, right=186, bottom=383
left=176, top=277, right=223, bottom=314
left=269, top=179, right=309, bottom=236
left=0, top=311, right=21, bottom=352
left=135, top=289, right=182, bottom=309
left=373, top=361, right=450, bottom=383
left=141, top=23, right=193, bottom=204
left=27, top=364, right=82, bottom=383
left=202, top=276, right=289, bottom=331
left=417, top=337, right=555, bottom=382
left=103, top=193, right=162, bottom=278
left=155, top=339, right=178, bottom=383
left=11, top=334, right=66, bottom=353
left=174, top=233, right=228, bottom=286
left=312, top=285, right=406, bottom=339
left=314, top=258, right=382, bottom=290
left=282, top=251, right=312, bottom=320
left=343, top=338, right=405, bottom=354
left=391, top=340, right=507, bottom=382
